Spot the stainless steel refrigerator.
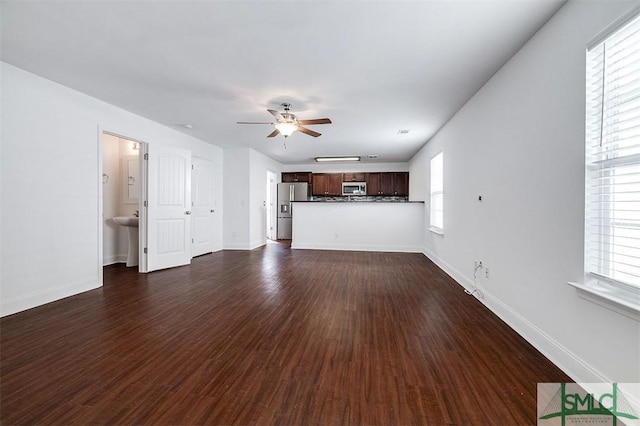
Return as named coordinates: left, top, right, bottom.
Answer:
left=277, top=182, right=310, bottom=239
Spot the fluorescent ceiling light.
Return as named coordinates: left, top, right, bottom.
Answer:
left=314, top=156, right=361, bottom=162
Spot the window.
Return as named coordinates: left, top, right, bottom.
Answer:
left=430, top=151, right=444, bottom=232
left=584, top=14, right=640, bottom=296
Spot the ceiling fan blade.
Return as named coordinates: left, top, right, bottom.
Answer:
left=297, top=126, right=321, bottom=137
left=237, top=121, right=274, bottom=125
left=267, top=109, right=284, bottom=121
left=267, top=128, right=281, bottom=138
left=298, top=118, right=332, bottom=125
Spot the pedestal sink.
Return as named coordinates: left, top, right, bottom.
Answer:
left=113, top=216, right=139, bottom=267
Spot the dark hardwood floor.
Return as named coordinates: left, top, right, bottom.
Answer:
left=1, top=242, right=570, bottom=425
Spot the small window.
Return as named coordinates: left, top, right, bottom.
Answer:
left=430, top=151, right=444, bottom=233
left=585, top=13, right=640, bottom=290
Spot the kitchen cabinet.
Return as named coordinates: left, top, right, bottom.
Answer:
left=393, top=172, right=409, bottom=196
left=366, top=173, right=389, bottom=195
left=366, top=172, right=409, bottom=196
left=366, top=173, right=380, bottom=196
left=282, top=172, right=311, bottom=183
left=329, top=174, right=345, bottom=195
left=312, top=173, right=342, bottom=196
left=380, top=173, right=395, bottom=195
left=342, top=172, right=366, bottom=182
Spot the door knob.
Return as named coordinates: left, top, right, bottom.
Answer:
left=210, top=209, right=215, bottom=213
left=185, top=211, right=191, bottom=215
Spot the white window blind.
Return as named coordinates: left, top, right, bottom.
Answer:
left=585, top=13, right=640, bottom=289
left=430, top=151, right=444, bottom=231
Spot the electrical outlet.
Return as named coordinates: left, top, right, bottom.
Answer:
left=485, top=267, right=490, bottom=279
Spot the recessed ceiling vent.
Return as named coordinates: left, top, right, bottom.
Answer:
left=398, top=129, right=410, bottom=134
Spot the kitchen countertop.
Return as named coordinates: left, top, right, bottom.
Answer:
left=292, top=199, right=424, bottom=203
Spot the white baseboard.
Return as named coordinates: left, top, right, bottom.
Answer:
left=0, top=278, right=102, bottom=317
left=484, top=293, right=640, bottom=412
left=103, top=254, right=127, bottom=266
left=423, top=247, right=474, bottom=288
left=421, top=248, right=613, bottom=387
left=223, top=244, right=267, bottom=250
left=480, top=288, right=608, bottom=383
left=292, top=242, right=424, bottom=253
left=224, top=238, right=268, bottom=251
left=249, top=239, right=266, bottom=250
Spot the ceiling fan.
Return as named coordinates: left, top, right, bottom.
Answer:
left=237, top=103, right=332, bottom=141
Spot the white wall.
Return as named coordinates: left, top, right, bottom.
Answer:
left=249, top=149, right=283, bottom=249
left=292, top=202, right=424, bottom=252
left=222, top=147, right=283, bottom=249
left=1, top=62, right=223, bottom=316
left=410, top=0, right=640, bottom=384
left=222, top=147, right=251, bottom=249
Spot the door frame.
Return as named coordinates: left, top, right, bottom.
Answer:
left=99, top=130, right=148, bottom=277
left=139, top=142, right=148, bottom=272
left=266, top=170, right=277, bottom=240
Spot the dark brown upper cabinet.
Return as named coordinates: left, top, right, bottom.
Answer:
left=342, top=172, right=366, bottom=182
left=366, top=172, right=409, bottom=196
left=312, top=173, right=342, bottom=196
left=282, top=172, right=312, bottom=183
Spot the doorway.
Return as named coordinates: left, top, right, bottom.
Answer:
left=101, top=132, right=143, bottom=271
left=266, top=170, right=277, bottom=240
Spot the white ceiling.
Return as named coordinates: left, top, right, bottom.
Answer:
left=1, top=0, right=565, bottom=165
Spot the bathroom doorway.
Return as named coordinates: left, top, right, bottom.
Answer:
left=101, top=132, right=144, bottom=271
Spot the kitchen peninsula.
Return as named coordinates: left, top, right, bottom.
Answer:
left=282, top=170, right=422, bottom=252
left=291, top=200, right=424, bottom=252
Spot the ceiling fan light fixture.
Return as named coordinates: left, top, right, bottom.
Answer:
left=314, top=156, right=361, bottom=163
left=238, top=103, right=331, bottom=142
left=275, top=122, right=298, bottom=137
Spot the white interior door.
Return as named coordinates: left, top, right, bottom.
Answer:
left=191, top=157, right=215, bottom=257
left=146, top=145, right=192, bottom=272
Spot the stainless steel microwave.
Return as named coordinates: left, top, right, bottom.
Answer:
left=342, top=182, right=366, bottom=196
